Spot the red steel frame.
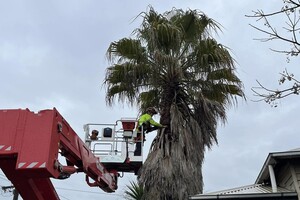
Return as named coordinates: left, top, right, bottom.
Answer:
left=0, top=108, right=118, bottom=200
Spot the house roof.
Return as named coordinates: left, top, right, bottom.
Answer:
left=255, top=148, right=300, bottom=184
left=202, top=184, right=293, bottom=195
left=190, top=184, right=297, bottom=199
left=190, top=148, right=300, bottom=200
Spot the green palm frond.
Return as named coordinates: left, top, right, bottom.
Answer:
left=138, top=90, right=160, bottom=112
left=207, top=68, right=240, bottom=82
left=107, top=38, right=146, bottom=62
left=124, top=181, right=144, bottom=200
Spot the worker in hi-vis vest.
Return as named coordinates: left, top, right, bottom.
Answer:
left=134, top=107, right=167, bottom=156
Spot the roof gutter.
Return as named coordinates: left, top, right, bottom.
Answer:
left=189, top=192, right=297, bottom=199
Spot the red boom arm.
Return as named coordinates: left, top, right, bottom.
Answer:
left=0, top=108, right=118, bottom=200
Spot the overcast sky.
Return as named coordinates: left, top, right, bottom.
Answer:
left=1, top=1, right=300, bottom=199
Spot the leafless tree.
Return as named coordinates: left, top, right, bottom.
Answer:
left=247, top=0, right=300, bottom=104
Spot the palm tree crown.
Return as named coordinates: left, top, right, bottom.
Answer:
left=104, top=7, right=244, bottom=200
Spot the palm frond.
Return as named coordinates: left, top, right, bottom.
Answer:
left=138, top=90, right=160, bottom=112
left=107, top=38, right=146, bottom=63
left=124, top=181, right=144, bottom=200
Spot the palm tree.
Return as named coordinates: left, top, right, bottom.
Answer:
left=104, top=7, right=245, bottom=200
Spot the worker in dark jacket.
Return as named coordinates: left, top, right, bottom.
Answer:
left=90, top=130, right=99, bottom=140
left=134, top=107, right=166, bottom=156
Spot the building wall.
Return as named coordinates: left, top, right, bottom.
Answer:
left=277, top=160, right=300, bottom=193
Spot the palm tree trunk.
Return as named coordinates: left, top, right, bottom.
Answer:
left=138, top=104, right=204, bottom=200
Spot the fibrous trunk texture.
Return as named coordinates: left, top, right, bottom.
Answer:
left=138, top=104, right=204, bottom=200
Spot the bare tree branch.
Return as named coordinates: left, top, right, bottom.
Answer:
left=251, top=69, right=300, bottom=107
left=247, top=0, right=300, bottom=106
left=247, top=0, right=300, bottom=56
